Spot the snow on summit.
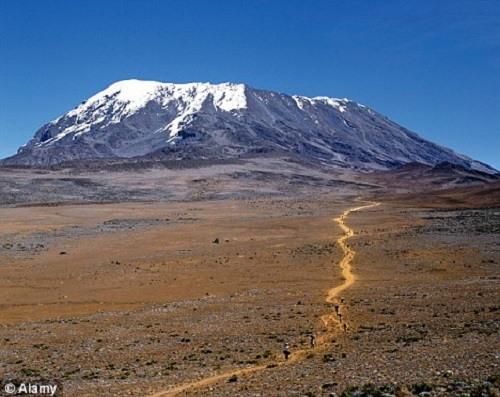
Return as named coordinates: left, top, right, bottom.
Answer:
left=292, top=95, right=348, bottom=112
left=84, top=79, right=248, bottom=114
left=44, top=80, right=249, bottom=144
left=3, top=78, right=496, bottom=174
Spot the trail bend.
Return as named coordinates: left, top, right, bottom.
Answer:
left=149, top=202, right=379, bottom=397
left=320, top=202, right=380, bottom=328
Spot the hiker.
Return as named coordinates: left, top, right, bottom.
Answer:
left=310, top=334, right=316, bottom=349
left=343, top=322, right=348, bottom=332
left=334, top=304, right=340, bottom=314
left=338, top=313, right=343, bottom=323
left=283, top=343, right=291, bottom=360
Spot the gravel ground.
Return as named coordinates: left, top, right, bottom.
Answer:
left=0, top=195, right=497, bottom=396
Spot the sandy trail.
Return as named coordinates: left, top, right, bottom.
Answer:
left=149, top=202, right=379, bottom=397
left=320, top=202, right=379, bottom=328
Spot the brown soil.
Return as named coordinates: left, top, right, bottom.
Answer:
left=0, top=194, right=498, bottom=396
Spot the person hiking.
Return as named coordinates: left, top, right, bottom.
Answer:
left=283, top=343, right=291, bottom=360
left=338, top=313, right=343, bottom=323
left=309, top=334, right=316, bottom=349
left=343, top=322, right=348, bottom=332
left=334, top=304, right=340, bottom=314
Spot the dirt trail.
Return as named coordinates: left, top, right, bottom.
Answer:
left=149, top=202, right=379, bottom=397
left=320, top=202, right=379, bottom=328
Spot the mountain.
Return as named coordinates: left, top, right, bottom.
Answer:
left=360, top=161, right=500, bottom=191
left=373, top=179, right=500, bottom=209
left=1, top=79, right=496, bottom=173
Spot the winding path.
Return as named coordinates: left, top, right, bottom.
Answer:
left=149, top=202, right=379, bottom=397
left=320, top=202, right=379, bottom=328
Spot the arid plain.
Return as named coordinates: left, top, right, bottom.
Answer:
left=0, top=163, right=498, bottom=396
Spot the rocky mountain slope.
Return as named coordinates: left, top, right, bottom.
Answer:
left=362, top=161, right=500, bottom=190
left=1, top=80, right=496, bottom=173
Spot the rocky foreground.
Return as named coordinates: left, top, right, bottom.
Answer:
left=0, top=194, right=498, bottom=396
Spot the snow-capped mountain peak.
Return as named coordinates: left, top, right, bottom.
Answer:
left=44, top=80, right=249, bottom=146
left=2, top=79, right=496, bottom=174
left=82, top=79, right=248, bottom=113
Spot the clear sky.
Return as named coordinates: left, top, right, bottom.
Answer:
left=1, top=0, right=499, bottom=169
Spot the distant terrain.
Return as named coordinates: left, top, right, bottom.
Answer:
left=2, top=80, right=496, bottom=174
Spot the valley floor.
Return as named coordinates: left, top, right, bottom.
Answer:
left=0, top=195, right=498, bottom=396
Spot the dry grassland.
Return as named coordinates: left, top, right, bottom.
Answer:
left=0, top=195, right=498, bottom=396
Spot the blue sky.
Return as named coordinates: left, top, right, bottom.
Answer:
left=1, top=0, right=499, bottom=169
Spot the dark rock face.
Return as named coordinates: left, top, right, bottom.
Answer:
left=1, top=80, right=496, bottom=173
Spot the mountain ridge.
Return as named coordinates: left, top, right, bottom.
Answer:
left=1, top=79, right=496, bottom=173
